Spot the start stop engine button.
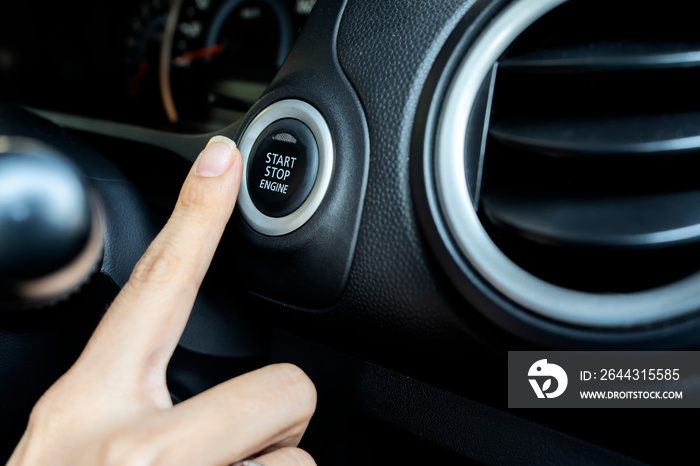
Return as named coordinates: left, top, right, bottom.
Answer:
left=237, top=99, right=333, bottom=236
left=247, top=119, right=319, bottom=217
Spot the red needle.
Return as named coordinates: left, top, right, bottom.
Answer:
left=129, top=60, right=150, bottom=97
left=172, top=44, right=224, bottom=66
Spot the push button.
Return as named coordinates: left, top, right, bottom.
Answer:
left=238, top=99, right=333, bottom=236
left=247, top=119, right=319, bottom=217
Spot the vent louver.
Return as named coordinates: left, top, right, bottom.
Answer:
left=474, top=0, right=700, bottom=293
left=430, top=0, right=700, bottom=330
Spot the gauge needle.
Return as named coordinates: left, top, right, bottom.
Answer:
left=172, top=44, right=224, bottom=66
left=129, top=60, right=150, bottom=97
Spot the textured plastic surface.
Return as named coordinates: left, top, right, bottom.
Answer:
left=321, top=0, right=499, bottom=353
left=229, top=0, right=369, bottom=308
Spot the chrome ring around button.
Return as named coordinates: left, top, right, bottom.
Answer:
left=237, top=99, right=334, bottom=236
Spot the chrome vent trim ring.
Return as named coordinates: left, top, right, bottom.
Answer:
left=435, top=0, right=700, bottom=328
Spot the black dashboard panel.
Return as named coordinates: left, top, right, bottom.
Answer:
left=222, top=0, right=369, bottom=308
left=0, top=2, right=131, bottom=119
left=1, top=0, right=699, bottom=464
left=0, top=0, right=312, bottom=131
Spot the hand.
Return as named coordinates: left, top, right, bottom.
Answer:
left=7, top=136, right=317, bottom=466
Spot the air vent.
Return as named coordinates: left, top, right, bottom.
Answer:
left=478, top=0, right=700, bottom=293
left=432, top=0, right=700, bottom=329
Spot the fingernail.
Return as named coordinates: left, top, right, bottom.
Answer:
left=195, top=135, right=237, bottom=177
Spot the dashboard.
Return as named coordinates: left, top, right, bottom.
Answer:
left=1, top=0, right=699, bottom=464
left=0, top=0, right=314, bottom=131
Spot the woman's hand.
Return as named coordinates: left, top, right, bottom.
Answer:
left=7, top=136, right=317, bottom=466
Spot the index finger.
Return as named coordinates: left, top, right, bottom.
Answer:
left=78, top=135, right=242, bottom=388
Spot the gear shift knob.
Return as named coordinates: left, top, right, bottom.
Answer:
left=0, top=137, right=103, bottom=306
